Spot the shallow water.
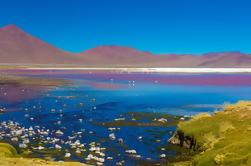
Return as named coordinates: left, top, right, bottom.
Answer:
left=1, top=70, right=251, bottom=165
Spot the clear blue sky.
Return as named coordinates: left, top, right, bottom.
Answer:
left=0, top=0, right=250, bottom=54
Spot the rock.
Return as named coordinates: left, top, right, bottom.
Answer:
left=55, top=144, right=62, bottom=150
left=114, top=118, right=125, bottom=121
left=79, top=102, right=84, bottom=107
left=135, top=155, right=141, bottom=158
left=118, top=138, right=123, bottom=144
left=64, top=152, right=71, bottom=158
left=116, top=161, right=123, bottom=166
left=75, top=149, right=81, bottom=154
left=109, top=133, right=116, bottom=140
left=23, top=139, right=30, bottom=144
left=55, top=130, right=64, bottom=136
left=37, top=146, right=45, bottom=150
left=157, top=118, right=168, bottom=123
left=125, top=149, right=137, bottom=154
left=160, top=154, right=166, bottom=158
left=19, top=143, right=27, bottom=148
left=180, top=117, right=185, bottom=121
left=168, top=131, right=197, bottom=150
left=15, top=130, right=23, bottom=136
left=89, top=147, right=100, bottom=152
left=86, top=154, right=105, bottom=163
left=107, top=157, right=113, bottom=160
left=11, top=137, right=18, bottom=142
left=96, top=151, right=105, bottom=157
left=108, top=127, right=116, bottom=132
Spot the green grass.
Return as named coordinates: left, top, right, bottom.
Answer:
left=0, top=143, right=17, bottom=157
left=174, top=101, right=251, bottom=166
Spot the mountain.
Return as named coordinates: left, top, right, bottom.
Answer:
left=0, top=24, right=251, bottom=67
left=0, top=24, right=83, bottom=65
left=79, top=46, right=156, bottom=66
left=153, top=52, right=251, bottom=67
left=198, top=52, right=251, bottom=67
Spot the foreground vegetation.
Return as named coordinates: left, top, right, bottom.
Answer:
left=0, top=143, right=87, bottom=166
left=171, top=101, right=251, bottom=166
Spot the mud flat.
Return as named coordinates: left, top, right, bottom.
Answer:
left=95, top=111, right=184, bottom=127
left=0, top=75, right=70, bottom=87
left=0, top=75, right=71, bottom=104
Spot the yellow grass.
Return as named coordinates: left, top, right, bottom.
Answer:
left=0, top=143, right=88, bottom=166
left=175, top=101, right=251, bottom=166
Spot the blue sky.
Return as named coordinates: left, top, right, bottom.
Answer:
left=0, top=0, right=250, bottom=54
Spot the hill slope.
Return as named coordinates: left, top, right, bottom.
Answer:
left=0, top=25, right=83, bottom=65
left=170, top=101, right=251, bottom=166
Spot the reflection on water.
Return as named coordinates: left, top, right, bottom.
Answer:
left=1, top=70, right=251, bottom=165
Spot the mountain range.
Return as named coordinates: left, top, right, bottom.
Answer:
left=0, top=24, right=250, bottom=67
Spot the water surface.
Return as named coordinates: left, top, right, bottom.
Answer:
left=1, top=70, right=251, bottom=165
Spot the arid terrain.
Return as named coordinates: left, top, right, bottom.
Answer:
left=1, top=25, right=251, bottom=68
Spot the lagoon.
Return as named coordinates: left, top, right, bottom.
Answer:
left=1, top=70, right=251, bottom=165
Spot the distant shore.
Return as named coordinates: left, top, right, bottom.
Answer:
left=25, top=67, right=251, bottom=73
left=2, top=64, right=251, bottom=73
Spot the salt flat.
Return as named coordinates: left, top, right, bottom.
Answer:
left=27, top=67, right=251, bottom=73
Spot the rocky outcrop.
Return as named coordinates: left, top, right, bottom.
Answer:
left=168, top=131, right=197, bottom=151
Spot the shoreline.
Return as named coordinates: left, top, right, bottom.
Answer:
left=22, top=67, right=251, bottom=73
left=2, top=64, right=251, bottom=73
